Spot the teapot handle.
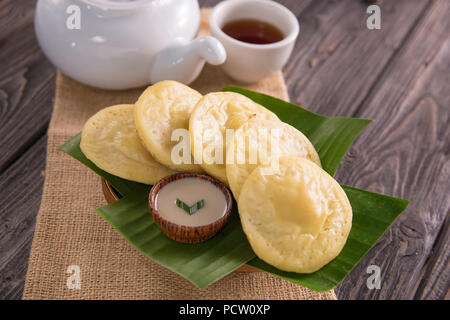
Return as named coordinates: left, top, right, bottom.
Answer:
left=150, top=36, right=226, bottom=85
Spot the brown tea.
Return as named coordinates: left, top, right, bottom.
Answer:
left=221, top=19, right=285, bottom=45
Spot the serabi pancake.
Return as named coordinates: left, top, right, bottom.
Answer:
left=134, top=80, right=203, bottom=172
left=238, top=156, right=352, bottom=273
left=226, top=118, right=321, bottom=199
left=189, top=92, right=279, bottom=184
left=81, top=104, right=175, bottom=184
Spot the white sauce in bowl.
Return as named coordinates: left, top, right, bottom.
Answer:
left=155, top=178, right=228, bottom=227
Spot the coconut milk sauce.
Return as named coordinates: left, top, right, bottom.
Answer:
left=155, top=178, right=228, bottom=227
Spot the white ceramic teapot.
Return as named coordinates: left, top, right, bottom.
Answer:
left=35, top=0, right=226, bottom=90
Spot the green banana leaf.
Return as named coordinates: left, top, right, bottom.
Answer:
left=222, top=86, right=371, bottom=176
left=59, top=87, right=408, bottom=291
left=246, top=186, right=408, bottom=291
left=221, top=87, right=408, bottom=291
left=96, top=195, right=254, bottom=289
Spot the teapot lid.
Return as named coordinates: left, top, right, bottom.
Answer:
left=81, top=0, right=153, bottom=11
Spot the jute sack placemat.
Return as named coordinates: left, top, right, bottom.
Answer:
left=23, top=9, right=336, bottom=300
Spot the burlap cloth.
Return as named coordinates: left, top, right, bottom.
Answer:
left=23, top=9, right=336, bottom=300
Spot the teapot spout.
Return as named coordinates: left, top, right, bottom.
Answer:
left=150, top=36, right=226, bottom=85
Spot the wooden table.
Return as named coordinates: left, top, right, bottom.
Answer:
left=0, top=0, right=448, bottom=300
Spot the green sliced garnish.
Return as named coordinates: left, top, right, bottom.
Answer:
left=176, top=198, right=205, bottom=215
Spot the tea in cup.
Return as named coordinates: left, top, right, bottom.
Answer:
left=210, top=0, right=300, bottom=83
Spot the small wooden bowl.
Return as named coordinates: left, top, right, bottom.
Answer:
left=101, top=178, right=258, bottom=272
left=101, top=178, right=120, bottom=203
left=149, top=172, right=232, bottom=244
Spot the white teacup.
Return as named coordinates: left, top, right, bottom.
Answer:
left=210, top=0, right=300, bottom=83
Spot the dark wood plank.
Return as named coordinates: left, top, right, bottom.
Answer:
left=283, top=0, right=432, bottom=117
left=0, top=0, right=35, bottom=46
left=413, top=214, right=450, bottom=300
left=0, top=0, right=53, bottom=300
left=0, top=24, right=56, bottom=173
left=0, top=135, right=47, bottom=300
left=333, top=0, right=450, bottom=299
